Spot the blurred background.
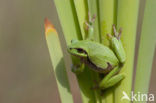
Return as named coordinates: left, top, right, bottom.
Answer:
left=0, top=0, right=155, bottom=103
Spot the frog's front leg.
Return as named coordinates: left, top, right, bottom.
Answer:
left=85, top=13, right=96, bottom=40
left=99, top=25, right=126, bottom=89
left=71, top=61, right=85, bottom=74
left=108, top=25, right=126, bottom=63
left=99, top=66, right=125, bottom=89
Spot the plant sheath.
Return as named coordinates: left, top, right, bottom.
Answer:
left=134, top=0, right=156, bottom=102
left=114, top=0, right=139, bottom=103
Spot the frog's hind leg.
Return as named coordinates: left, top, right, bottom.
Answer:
left=85, top=12, right=96, bottom=40
left=100, top=73, right=125, bottom=89
left=99, top=66, right=125, bottom=89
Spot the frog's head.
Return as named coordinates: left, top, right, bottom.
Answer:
left=67, top=40, right=88, bottom=58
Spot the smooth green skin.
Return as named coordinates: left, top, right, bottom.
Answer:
left=68, top=40, right=119, bottom=72
left=68, top=16, right=126, bottom=90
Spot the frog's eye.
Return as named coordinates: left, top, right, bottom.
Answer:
left=68, top=47, right=87, bottom=57
left=76, top=48, right=87, bottom=54
left=72, top=48, right=87, bottom=57
left=77, top=48, right=84, bottom=53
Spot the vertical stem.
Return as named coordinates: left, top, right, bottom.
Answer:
left=99, top=0, right=117, bottom=46
left=115, top=0, right=139, bottom=103
left=54, top=0, right=82, bottom=43
left=73, top=0, right=88, bottom=39
left=99, top=0, right=117, bottom=103
left=134, top=0, right=156, bottom=102
left=87, top=0, right=100, bottom=42
left=87, top=0, right=102, bottom=103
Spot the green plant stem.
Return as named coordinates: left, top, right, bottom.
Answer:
left=87, top=1, right=102, bottom=103
left=99, top=0, right=117, bottom=46
left=53, top=0, right=82, bottom=42
left=114, top=0, right=139, bottom=103
left=99, top=0, right=117, bottom=103
left=87, top=0, right=100, bottom=42
left=134, top=0, right=156, bottom=102
left=73, top=0, right=88, bottom=39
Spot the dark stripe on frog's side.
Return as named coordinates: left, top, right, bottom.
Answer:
left=70, top=47, right=114, bottom=73
left=80, top=57, right=113, bottom=74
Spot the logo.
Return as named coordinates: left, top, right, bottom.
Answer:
left=121, top=91, right=155, bottom=102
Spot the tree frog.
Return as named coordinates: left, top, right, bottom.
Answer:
left=67, top=14, right=126, bottom=90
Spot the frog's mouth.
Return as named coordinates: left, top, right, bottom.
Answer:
left=68, top=48, right=87, bottom=57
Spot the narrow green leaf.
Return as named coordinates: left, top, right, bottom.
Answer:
left=134, top=0, right=156, bottom=102
left=73, top=0, right=88, bottom=39
left=87, top=1, right=103, bottom=103
left=87, top=0, right=100, bottom=42
left=99, top=0, right=117, bottom=103
left=45, top=19, right=73, bottom=103
left=114, top=0, right=139, bottom=103
left=53, top=0, right=82, bottom=43
left=99, top=0, right=117, bottom=46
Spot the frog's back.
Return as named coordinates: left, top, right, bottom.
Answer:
left=84, top=41, right=119, bottom=69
